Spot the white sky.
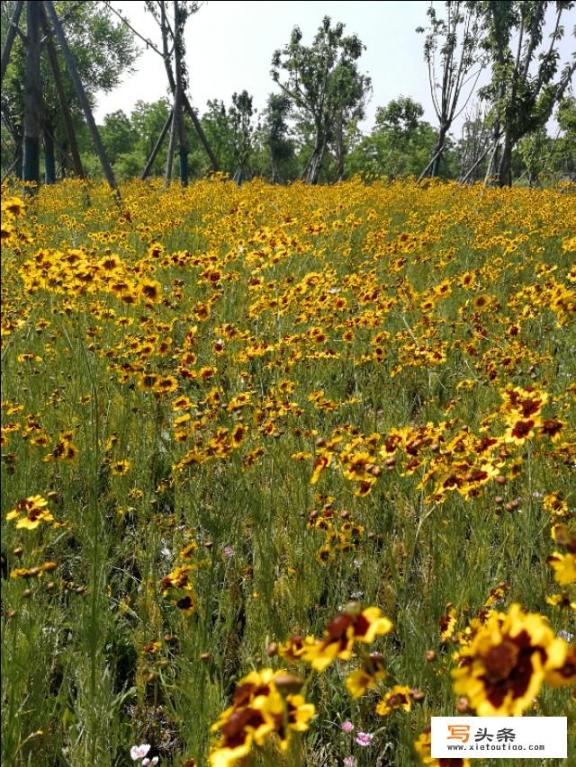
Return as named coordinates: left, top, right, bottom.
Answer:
left=95, top=0, right=575, bottom=135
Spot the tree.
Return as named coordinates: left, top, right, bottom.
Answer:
left=1, top=0, right=138, bottom=180
left=457, top=101, right=492, bottom=182
left=331, top=59, right=371, bottom=180
left=479, top=0, right=576, bottom=186
left=200, top=99, right=235, bottom=175
left=261, top=93, right=295, bottom=182
left=418, top=0, right=483, bottom=178
left=271, top=16, right=370, bottom=184
left=553, top=95, right=576, bottom=178
left=101, top=109, right=137, bottom=163
left=229, top=90, right=255, bottom=183
left=131, top=97, right=171, bottom=176
left=376, top=96, right=425, bottom=136
left=348, top=97, right=442, bottom=179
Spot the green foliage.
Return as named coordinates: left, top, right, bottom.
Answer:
left=260, top=93, right=297, bottom=182
left=348, top=97, right=450, bottom=179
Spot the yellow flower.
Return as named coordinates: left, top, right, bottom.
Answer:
left=345, top=653, right=386, bottom=698
left=303, top=605, right=393, bottom=672
left=547, top=552, right=576, bottom=586
left=110, top=460, right=131, bottom=475
left=6, top=495, right=54, bottom=530
left=452, top=604, right=567, bottom=715
left=545, top=644, right=576, bottom=688
left=414, top=728, right=471, bottom=766
left=375, top=685, right=413, bottom=716
left=209, top=669, right=314, bottom=766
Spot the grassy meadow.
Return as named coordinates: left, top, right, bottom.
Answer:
left=1, top=177, right=575, bottom=767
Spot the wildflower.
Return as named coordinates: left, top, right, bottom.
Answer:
left=43, top=432, right=78, bottom=462
left=452, top=603, right=567, bottom=715
left=345, top=653, right=386, bottom=698
left=341, top=720, right=354, bottom=733
left=139, top=279, right=162, bottom=303
left=2, top=196, right=25, bottom=217
left=10, top=561, right=57, bottom=578
left=343, top=758, right=357, bottom=767
left=547, top=552, right=576, bottom=586
left=303, top=604, right=393, bottom=672
left=208, top=668, right=315, bottom=766
left=111, top=460, right=131, bottom=475
left=414, top=728, right=471, bottom=766
left=6, top=495, right=54, bottom=530
left=354, top=732, right=373, bottom=747
left=375, top=685, right=413, bottom=716
left=439, top=605, right=457, bottom=642
left=130, top=744, right=151, bottom=761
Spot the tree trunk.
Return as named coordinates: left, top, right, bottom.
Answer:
left=183, top=95, right=219, bottom=172
left=430, top=126, right=448, bottom=177
left=303, top=137, right=326, bottom=185
left=59, top=141, right=67, bottom=179
left=164, top=92, right=178, bottom=186
left=141, top=108, right=172, bottom=179
left=173, top=1, right=188, bottom=186
left=270, top=155, right=279, bottom=184
left=44, top=123, right=56, bottom=184
left=23, top=1, right=42, bottom=185
left=497, top=134, right=513, bottom=187
left=179, top=146, right=189, bottom=186
left=335, top=111, right=345, bottom=181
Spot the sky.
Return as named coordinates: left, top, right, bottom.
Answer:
left=95, top=1, right=576, bottom=135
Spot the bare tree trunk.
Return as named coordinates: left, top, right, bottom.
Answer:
left=44, top=123, right=56, bottom=183
left=141, top=108, right=172, bottom=179
left=460, top=142, right=492, bottom=184
left=59, top=141, right=67, bottom=179
left=164, top=93, right=178, bottom=186
left=182, top=94, right=218, bottom=171
left=303, top=130, right=326, bottom=184
left=1, top=0, right=24, bottom=83
left=23, top=0, right=42, bottom=185
left=497, top=133, right=513, bottom=187
left=173, top=1, right=188, bottom=186
left=483, top=116, right=502, bottom=186
left=430, top=126, right=448, bottom=177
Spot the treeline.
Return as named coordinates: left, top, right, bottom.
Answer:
left=1, top=0, right=575, bottom=187
left=88, top=92, right=576, bottom=185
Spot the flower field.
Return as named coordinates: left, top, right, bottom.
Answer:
left=2, top=177, right=575, bottom=767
